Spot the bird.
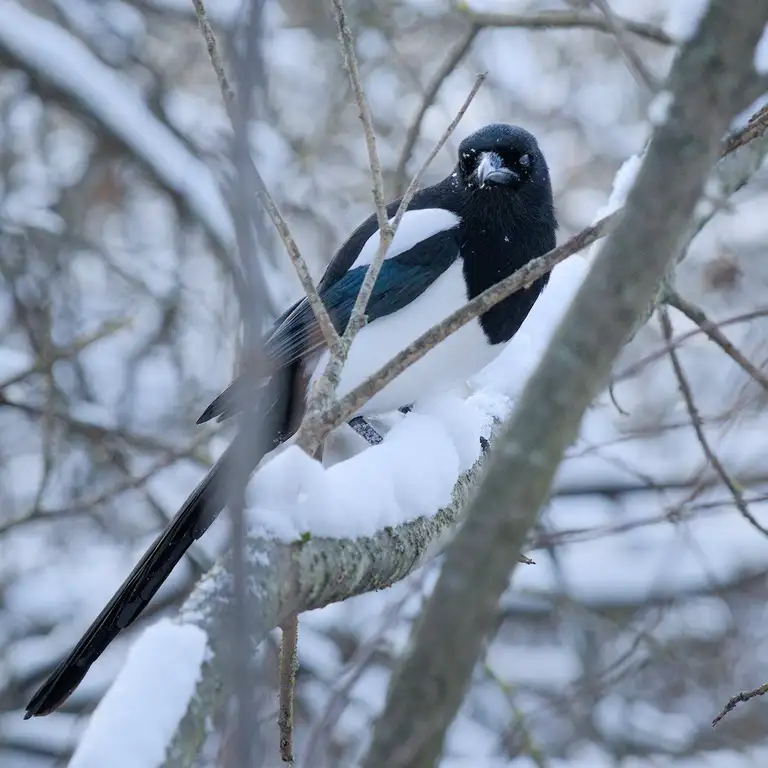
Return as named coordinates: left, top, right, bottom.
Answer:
left=24, top=123, right=557, bottom=718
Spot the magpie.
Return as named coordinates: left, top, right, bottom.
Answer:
left=25, top=123, right=556, bottom=718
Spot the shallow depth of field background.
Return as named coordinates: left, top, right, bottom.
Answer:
left=1, top=0, right=768, bottom=765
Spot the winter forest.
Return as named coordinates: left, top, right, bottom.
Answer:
left=1, top=0, right=768, bottom=766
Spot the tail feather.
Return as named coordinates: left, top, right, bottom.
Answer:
left=25, top=441, right=236, bottom=718
left=25, top=367, right=298, bottom=718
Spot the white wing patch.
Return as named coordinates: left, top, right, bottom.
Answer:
left=351, top=208, right=461, bottom=270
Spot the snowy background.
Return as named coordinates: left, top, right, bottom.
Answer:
left=1, top=0, right=768, bottom=765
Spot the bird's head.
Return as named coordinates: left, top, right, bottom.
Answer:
left=456, top=123, right=550, bottom=200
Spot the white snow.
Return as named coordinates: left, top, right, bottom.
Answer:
left=648, top=90, right=673, bottom=126
left=663, top=0, right=710, bottom=43
left=600, top=153, right=643, bottom=220
left=755, top=24, right=768, bottom=74
left=584, top=152, right=643, bottom=263
left=0, top=3, right=234, bottom=252
left=247, top=407, right=478, bottom=541
left=68, top=620, right=208, bottom=768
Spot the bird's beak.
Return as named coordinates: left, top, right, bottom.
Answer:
left=482, top=168, right=519, bottom=186
left=476, top=152, right=518, bottom=187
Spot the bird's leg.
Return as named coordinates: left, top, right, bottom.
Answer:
left=348, top=404, right=413, bottom=446
left=348, top=416, right=383, bottom=445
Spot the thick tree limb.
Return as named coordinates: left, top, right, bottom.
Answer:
left=361, top=2, right=768, bottom=765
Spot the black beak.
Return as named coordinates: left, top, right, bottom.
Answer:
left=476, top=152, right=519, bottom=187
left=481, top=168, right=519, bottom=186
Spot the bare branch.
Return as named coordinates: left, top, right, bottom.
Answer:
left=331, top=0, right=390, bottom=239
left=659, top=307, right=768, bottom=538
left=394, top=26, right=480, bottom=196
left=713, top=681, right=768, bottom=726
left=190, top=0, right=236, bottom=107
left=330, top=0, right=393, bottom=350
left=392, top=72, right=486, bottom=236
left=191, top=0, right=338, bottom=347
left=278, top=614, right=299, bottom=765
left=465, top=9, right=675, bottom=45
left=665, top=289, right=768, bottom=394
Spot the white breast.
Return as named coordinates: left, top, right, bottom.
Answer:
left=308, top=260, right=501, bottom=416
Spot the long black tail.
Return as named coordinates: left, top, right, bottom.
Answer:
left=25, top=367, right=298, bottom=718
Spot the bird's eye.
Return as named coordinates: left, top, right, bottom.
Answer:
left=518, top=153, right=530, bottom=167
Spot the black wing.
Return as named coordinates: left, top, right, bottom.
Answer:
left=266, top=226, right=459, bottom=365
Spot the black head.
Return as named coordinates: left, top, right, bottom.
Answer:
left=456, top=123, right=549, bottom=194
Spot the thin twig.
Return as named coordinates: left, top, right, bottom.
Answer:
left=332, top=0, right=393, bottom=340
left=713, top=681, right=768, bottom=725
left=465, top=9, right=675, bottom=45
left=190, top=0, right=236, bottom=105
left=665, top=289, right=768, bottom=394
left=659, top=307, right=768, bottom=538
left=0, top=318, right=131, bottom=390
left=190, top=0, right=339, bottom=347
left=589, top=0, right=659, bottom=91
left=332, top=0, right=389, bottom=237
left=394, top=26, right=480, bottom=196
left=722, top=103, right=768, bottom=155
left=392, top=72, right=486, bottom=236
left=278, top=614, right=299, bottom=764
left=301, top=571, right=429, bottom=766
left=616, top=307, right=768, bottom=382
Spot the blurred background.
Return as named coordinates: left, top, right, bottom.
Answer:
left=1, top=0, right=768, bottom=765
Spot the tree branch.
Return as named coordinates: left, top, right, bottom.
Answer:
left=191, top=0, right=338, bottom=347
left=464, top=9, right=675, bottom=45
left=659, top=306, right=768, bottom=538
left=665, top=288, right=768, bottom=394
left=393, top=26, right=480, bottom=196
